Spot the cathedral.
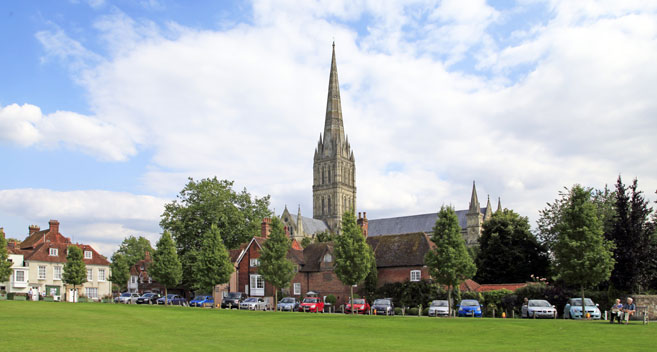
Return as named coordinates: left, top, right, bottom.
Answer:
left=280, top=43, right=500, bottom=246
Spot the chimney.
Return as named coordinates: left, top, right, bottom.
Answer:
left=48, top=220, right=60, bottom=234
left=145, top=251, right=152, bottom=262
left=29, top=225, right=40, bottom=235
left=261, top=218, right=271, bottom=238
left=357, top=212, right=368, bottom=237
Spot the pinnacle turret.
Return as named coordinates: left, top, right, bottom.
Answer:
left=484, top=195, right=493, bottom=220
left=468, top=181, right=480, bottom=213
left=497, top=197, right=502, bottom=213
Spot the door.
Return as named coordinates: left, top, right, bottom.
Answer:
left=249, top=275, right=264, bottom=296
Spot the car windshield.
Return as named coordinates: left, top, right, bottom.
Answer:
left=461, top=300, right=479, bottom=307
left=280, top=298, right=294, bottom=303
left=244, top=298, right=257, bottom=303
left=193, top=296, right=205, bottom=301
left=529, top=300, right=551, bottom=307
left=142, top=293, right=153, bottom=297
left=121, top=293, right=131, bottom=297
left=374, top=299, right=390, bottom=305
left=226, top=293, right=240, bottom=299
left=431, top=301, right=448, bottom=307
left=350, top=299, right=365, bottom=304
left=571, top=298, right=595, bottom=306
left=167, top=294, right=176, bottom=299
left=303, top=298, right=319, bottom=303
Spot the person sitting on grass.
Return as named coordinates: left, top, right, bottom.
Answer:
left=622, top=297, right=636, bottom=325
left=610, top=299, right=623, bottom=324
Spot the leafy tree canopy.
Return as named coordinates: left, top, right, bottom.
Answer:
left=109, top=253, right=130, bottom=291
left=63, top=245, right=87, bottom=288
left=259, top=217, right=295, bottom=309
left=0, top=230, right=13, bottom=283
left=191, top=224, right=233, bottom=293
left=114, top=236, right=154, bottom=267
left=150, top=231, right=183, bottom=304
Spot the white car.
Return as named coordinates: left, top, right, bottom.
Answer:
left=522, top=299, right=557, bottom=318
left=428, top=300, right=450, bottom=317
left=240, top=297, right=267, bottom=310
left=117, top=292, right=140, bottom=304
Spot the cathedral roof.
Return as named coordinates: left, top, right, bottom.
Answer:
left=288, top=214, right=329, bottom=235
left=366, top=208, right=486, bottom=237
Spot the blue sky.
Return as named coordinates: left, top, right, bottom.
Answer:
left=1, top=0, right=656, bottom=256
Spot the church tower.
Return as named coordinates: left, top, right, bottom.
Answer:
left=313, top=43, right=356, bottom=233
left=465, top=181, right=484, bottom=246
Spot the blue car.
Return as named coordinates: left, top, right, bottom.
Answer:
left=457, top=299, right=483, bottom=317
left=156, top=294, right=186, bottom=306
left=189, top=295, right=214, bottom=307
left=563, top=298, right=601, bottom=319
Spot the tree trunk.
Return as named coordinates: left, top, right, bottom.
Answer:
left=580, top=285, right=586, bottom=320
left=350, top=285, right=354, bottom=315
left=274, top=287, right=278, bottom=312
left=165, top=287, right=168, bottom=306
left=447, top=285, right=452, bottom=318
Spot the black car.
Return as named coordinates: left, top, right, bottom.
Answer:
left=221, top=292, right=246, bottom=309
left=136, top=292, right=161, bottom=304
left=372, top=298, right=395, bottom=316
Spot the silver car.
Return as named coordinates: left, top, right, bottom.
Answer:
left=428, top=300, right=450, bottom=317
left=522, top=299, right=557, bottom=318
left=240, top=297, right=267, bottom=311
left=117, top=292, right=140, bottom=304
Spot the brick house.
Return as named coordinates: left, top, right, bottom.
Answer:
left=127, top=252, right=165, bottom=294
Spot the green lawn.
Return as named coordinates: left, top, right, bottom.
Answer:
left=0, top=301, right=654, bottom=351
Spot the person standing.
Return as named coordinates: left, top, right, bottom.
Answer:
left=610, top=299, right=623, bottom=324
left=622, top=297, right=636, bottom=325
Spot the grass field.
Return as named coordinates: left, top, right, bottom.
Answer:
left=1, top=301, right=655, bottom=351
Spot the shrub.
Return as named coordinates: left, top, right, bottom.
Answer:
left=325, top=294, right=337, bottom=305
left=394, top=307, right=402, bottom=315
left=374, top=280, right=445, bottom=308
left=408, top=307, right=419, bottom=315
left=422, top=307, right=429, bottom=316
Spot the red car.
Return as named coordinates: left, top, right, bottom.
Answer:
left=345, top=298, right=370, bottom=314
left=300, top=296, right=324, bottom=312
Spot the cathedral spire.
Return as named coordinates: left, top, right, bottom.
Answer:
left=297, top=204, right=304, bottom=236
left=484, top=195, right=493, bottom=220
left=323, top=41, right=345, bottom=145
left=496, top=197, right=502, bottom=213
left=468, top=181, right=480, bottom=213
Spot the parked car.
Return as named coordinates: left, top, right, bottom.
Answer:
left=136, top=292, right=161, bottom=304
left=190, top=295, right=214, bottom=307
left=563, top=298, right=601, bottom=319
left=240, top=297, right=267, bottom=310
left=522, top=299, right=557, bottom=318
left=156, top=294, right=186, bottom=306
left=277, top=297, right=299, bottom=311
left=345, top=298, right=370, bottom=314
left=299, top=296, right=324, bottom=313
left=221, top=292, right=246, bottom=309
left=457, top=299, right=483, bottom=317
left=117, top=292, right=140, bottom=304
left=428, top=300, right=450, bottom=317
left=372, top=298, right=394, bottom=316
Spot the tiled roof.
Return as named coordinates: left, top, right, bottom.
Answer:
left=287, top=248, right=304, bottom=264
left=367, top=208, right=486, bottom=237
left=288, top=214, right=329, bottom=235
left=366, top=232, right=435, bottom=268
left=460, top=279, right=481, bottom=292
left=476, top=283, right=528, bottom=292
left=23, top=242, right=110, bottom=266
left=299, top=242, right=332, bottom=272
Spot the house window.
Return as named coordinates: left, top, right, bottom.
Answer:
left=410, top=270, right=421, bottom=282
left=131, top=276, right=138, bottom=284
left=84, top=251, right=92, bottom=259
left=249, top=274, right=265, bottom=296
left=49, top=248, right=58, bottom=256
left=87, top=268, right=93, bottom=282
left=54, top=266, right=62, bottom=280
left=323, top=253, right=332, bottom=263
left=15, top=270, right=25, bottom=282
left=293, top=283, right=301, bottom=295
left=38, top=266, right=46, bottom=280
left=85, top=287, right=98, bottom=299
left=250, top=258, right=260, bottom=267
left=98, top=269, right=106, bottom=281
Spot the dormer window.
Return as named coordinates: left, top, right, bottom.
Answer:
left=49, top=248, right=58, bottom=256
left=84, top=251, right=92, bottom=259
left=323, top=253, right=332, bottom=263
left=250, top=258, right=260, bottom=267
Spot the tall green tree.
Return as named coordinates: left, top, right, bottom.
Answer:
left=475, top=210, right=549, bottom=283
left=334, top=211, right=375, bottom=315
left=160, top=177, right=270, bottom=290
left=258, top=217, right=295, bottom=310
left=0, top=229, right=13, bottom=283
left=150, top=232, right=183, bottom=305
left=362, top=257, right=378, bottom=301
left=63, top=246, right=87, bottom=300
left=552, top=185, right=615, bottom=316
left=425, top=206, right=476, bottom=316
left=109, top=253, right=130, bottom=292
left=114, top=236, right=154, bottom=267
left=191, top=224, right=233, bottom=295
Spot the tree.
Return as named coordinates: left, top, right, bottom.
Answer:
left=150, top=232, right=183, bottom=305
left=191, top=224, right=233, bottom=295
left=475, top=209, right=549, bottom=283
left=362, top=257, right=378, bottom=302
left=607, top=177, right=655, bottom=292
left=424, top=206, right=476, bottom=316
left=258, top=217, right=295, bottom=311
left=314, top=231, right=334, bottom=243
left=334, top=211, right=375, bottom=315
left=0, top=230, right=13, bottom=283
left=109, top=253, right=130, bottom=292
left=553, top=185, right=615, bottom=316
left=63, top=246, right=87, bottom=300
left=114, top=236, right=154, bottom=267
left=160, top=177, right=270, bottom=290
left=300, top=237, right=312, bottom=248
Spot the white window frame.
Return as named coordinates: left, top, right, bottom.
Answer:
left=15, top=270, right=25, bottom=282
left=87, top=268, right=93, bottom=282
left=323, top=253, right=332, bottom=263
left=250, top=258, right=260, bottom=267
left=410, top=270, right=421, bottom=282
left=53, top=266, right=62, bottom=280
left=85, top=287, right=98, bottom=299
left=49, top=248, right=58, bottom=256
left=84, top=250, right=93, bottom=259
left=131, top=275, right=138, bottom=284
left=38, top=265, right=46, bottom=280
left=293, top=283, right=301, bottom=295
left=249, top=274, right=265, bottom=296
left=98, top=269, right=106, bottom=282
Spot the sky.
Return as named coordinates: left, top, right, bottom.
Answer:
left=1, top=0, right=656, bottom=257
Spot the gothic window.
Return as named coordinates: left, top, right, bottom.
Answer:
left=322, top=167, right=325, bottom=184
left=328, top=196, right=331, bottom=214
left=322, top=197, right=325, bottom=215
left=328, top=165, right=331, bottom=183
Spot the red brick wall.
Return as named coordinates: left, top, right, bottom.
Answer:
left=236, top=241, right=261, bottom=295
left=377, top=266, right=430, bottom=287
left=286, top=271, right=353, bottom=306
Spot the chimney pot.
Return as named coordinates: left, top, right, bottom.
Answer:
left=261, top=218, right=272, bottom=238
left=48, top=220, right=60, bottom=234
